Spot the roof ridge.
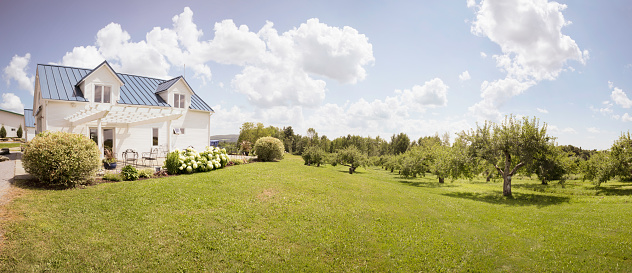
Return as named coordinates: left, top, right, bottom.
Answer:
left=38, top=63, right=92, bottom=70
left=39, top=63, right=172, bottom=82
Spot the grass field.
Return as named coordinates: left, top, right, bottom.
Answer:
left=0, top=143, right=21, bottom=149
left=1, top=155, right=631, bottom=272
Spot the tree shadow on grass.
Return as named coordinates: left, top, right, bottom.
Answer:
left=442, top=191, right=570, bottom=207
left=596, top=184, right=632, bottom=196
left=398, top=180, right=459, bottom=188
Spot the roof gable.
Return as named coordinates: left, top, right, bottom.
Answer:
left=155, top=76, right=195, bottom=95
left=76, top=61, right=124, bottom=87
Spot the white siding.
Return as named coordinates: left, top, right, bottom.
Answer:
left=0, top=110, right=25, bottom=138
left=42, top=100, right=211, bottom=157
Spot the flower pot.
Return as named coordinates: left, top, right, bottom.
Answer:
left=104, top=162, right=117, bottom=170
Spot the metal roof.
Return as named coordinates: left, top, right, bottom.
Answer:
left=36, top=63, right=213, bottom=112
left=24, top=109, right=35, bottom=127
left=156, top=76, right=181, bottom=93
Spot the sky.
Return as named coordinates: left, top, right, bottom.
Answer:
left=1, top=0, right=631, bottom=150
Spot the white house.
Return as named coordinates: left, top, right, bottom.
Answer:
left=32, top=61, right=214, bottom=158
left=0, top=108, right=25, bottom=138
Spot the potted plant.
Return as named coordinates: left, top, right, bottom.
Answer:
left=102, top=148, right=117, bottom=170
left=239, top=141, right=252, bottom=156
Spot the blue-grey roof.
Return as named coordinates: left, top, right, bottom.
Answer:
left=36, top=63, right=213, bottom=112
left=156, top=76, right=181, bottom=93
left=24, top=109, right=35, bottom=127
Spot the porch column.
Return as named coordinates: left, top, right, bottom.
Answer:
left=167, top=120, right=172, bottom=152
left=98, top=118, right=103, bottom=158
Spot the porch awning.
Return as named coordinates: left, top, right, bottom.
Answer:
left=65, top=104, right=184, bottom=127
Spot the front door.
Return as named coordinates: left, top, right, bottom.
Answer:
left=90, top=128, right=115, bottom=154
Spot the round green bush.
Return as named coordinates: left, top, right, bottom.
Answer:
left=22, top=131, right=100, bottom=187
left=253, top=137, right=284, bottom=162
left=121, top=165, right=139, bottom=181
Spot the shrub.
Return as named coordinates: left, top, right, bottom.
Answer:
left=17, top=125, right=23, bottom=138
left=22, top=131, right=100, bottom=187
left=334, top=145, right=368, bottom=174
left=138, top=168, right=154, bottom=178
left=163, top=146, right=229, bottom=174
left=121, top=165, right=139, bottom=181
left=164, top=151, right=181, bottom=175
left=302, top=146, right=324, bottom=166
left=254, top=137, right=284, bottom=162
left=0, top=125, right=5, bottom=138
left=103, top=172, right=123, bottom=182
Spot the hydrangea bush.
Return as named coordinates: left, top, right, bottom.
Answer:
left=164, top=147, right=229, bottom=175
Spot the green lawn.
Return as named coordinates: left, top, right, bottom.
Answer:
left=1, top=155, right=631, bottom=272
left=0, top=143, right=21, bottom=149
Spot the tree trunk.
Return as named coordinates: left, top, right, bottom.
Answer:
left=541, top=179, right=548, bottom=185
left=349, top=167, right=355, bottom=174
left=503, top=174, right=512, bottom=196
left=495, top=151, right=524, bottom=197
left=439, top=177, right=444, bottom=184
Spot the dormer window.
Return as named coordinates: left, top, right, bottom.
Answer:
left=94, top=85, right=111, bottom=103
left=174, top=93, right=185, bottom=108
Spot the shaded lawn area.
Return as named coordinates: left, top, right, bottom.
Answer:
left=1, top=155, right=631, bottom=272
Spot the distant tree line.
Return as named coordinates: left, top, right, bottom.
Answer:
left=234, top=116, right=631, bottom=197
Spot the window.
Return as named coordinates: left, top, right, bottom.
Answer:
left=152, top=128, right=159, bottom=146
left=173, top=128, right=185, bottom=135
left=94, top=85, right=111, bottom=103
left=174, top=93, right=185, bottom=108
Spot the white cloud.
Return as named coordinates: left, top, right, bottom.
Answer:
left=58, top=46, right=105, bottom=68
left=468, top=0, right=586, bottom=120
left=622, top=113, right=632, bottom=122
left=587, top=127, right=600, bottom=134
left=3, top=54, right=35, bottom=94
left=480, top=52, right=487, bottom=58
left=232, top=65, right=326, bottom=108
left=471, top=0, right=586, bottom=82
left=467, top=0, right=477, bottom=8
left=459, top=70, right=471, bottom=81
left=609, top=82, right=632, bottom=108
left=549, top=125, right=576, bottom=134
left=408, top=78, right=449, bottom=107
left=60, top=7, right=374, bottom=108
left=537, top=108, right=549, bottom=114
left=288, top=18, right=375, bottom=84
left=0, top=93, right=25, bottom=114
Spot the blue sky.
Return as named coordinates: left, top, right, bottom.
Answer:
left=1, top=0, right=631, bottom=150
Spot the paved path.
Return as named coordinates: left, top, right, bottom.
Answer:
left=0, top=152, right=17, bottom=205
